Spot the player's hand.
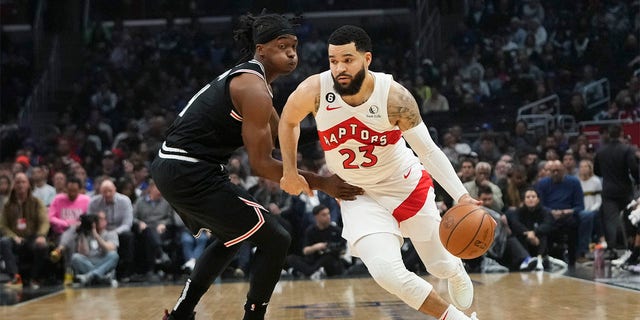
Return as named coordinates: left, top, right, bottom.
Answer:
left=280, top=173, right=313, bottom=197
left=320, top=174, right=364, bottom=201
left=457, top=194, right=482, bottom=206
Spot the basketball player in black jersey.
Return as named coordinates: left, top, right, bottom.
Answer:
left=151, top=13, right=363, bottom=320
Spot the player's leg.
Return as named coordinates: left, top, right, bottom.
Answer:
left=401, top=210, right=474, bottom=310
left=244, top=214, right=291, bottom=320
left=354, top=233, right=475, bottom=319
left=169, top=239, right=240, bottom=319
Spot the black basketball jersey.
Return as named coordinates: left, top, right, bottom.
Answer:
left=161, top=59, right=271, bottom=165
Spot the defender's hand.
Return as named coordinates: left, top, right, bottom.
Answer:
left=321, top=174, right=364, bottom=201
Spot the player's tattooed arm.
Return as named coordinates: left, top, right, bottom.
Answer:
left=387, top=81, right=423, bottom=131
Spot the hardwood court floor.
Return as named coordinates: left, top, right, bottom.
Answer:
left=1, top=273, right=639, bottom=320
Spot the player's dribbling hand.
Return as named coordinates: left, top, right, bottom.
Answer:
left=322, top=174, right=364, bottom=201
left=280, top=173, right=313, bottom=197
left=457, top=194, right=482, bottom=206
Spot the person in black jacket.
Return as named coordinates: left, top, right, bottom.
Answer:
left=508, top=188, right=555, bottom=268
left=594, top=124, right=639, bottom=256
left=285, top=204, right=346, bottom=278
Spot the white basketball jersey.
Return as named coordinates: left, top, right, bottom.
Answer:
left=316, top=70, right=420, bottom=186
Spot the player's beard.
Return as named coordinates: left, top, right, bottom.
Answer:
left=332, top=66, right=366, bottom=96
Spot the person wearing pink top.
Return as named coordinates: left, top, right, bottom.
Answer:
left=49, top=177, right=90, bottom=242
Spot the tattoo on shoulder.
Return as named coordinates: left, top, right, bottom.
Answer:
left=388, top=87, right=421, bottom=127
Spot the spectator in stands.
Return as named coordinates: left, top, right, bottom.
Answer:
left=462, top=69, right=491, bottom=104
left=516, top=53, right=544, bottom=83
left=99, top=150, right=123, bottom=180
left=421, top=86, right=449, bottom=114
left=112, top=120, right=143, bottom=154
left=73, top=165, right=93, bottom=194
left=175, top=213, right=210, bottom=273
left=594, top=124, right=639, bottom=257
left=508, top=188, right=554, bottom=270
left=73, top=128, right=101, bottom=172
left=48, top=177, right=90, bottom=242
left=566, top=134, right=590, bottom=161
left=484, top=65, right=505, bottom=98
left=52, top=171, right=67, bottom=194
left=12, top=155, right=29, bottom=174
left=474, top=133, right=501, bottom=164
left=249, top=177, right=291, bottom=217
left=542, top=146, right=560, bottom=162
left=458, top=158, right=477, bottom=183
left=521, top=0, right=545, bottom=22
left=56, top=137, right=82, bottom=168
left=463, top=162, right=504, bottom=212
left=60, top=211, right=119, bottom=286
left=567, top=92, right=591, bottom=122
left=412, top=75, right=431, bottom=107
left=30, top=165, right=56, bottom=207
left=574, top=65, right=603, bottom=102
left=87, top=179, right=134, bottom=281
left=116, top=176, right=138, bottom=204
left=0, top=172, right=50, bottom=288
left=285, top=204, right=346, bottom=278
left=86, top=109, right=114, bottom=150
left=527, top=18, right=547, bottom=51
left=130, top=180, right=174, bottom=281
left=534, top=160, right=584, bottom=266
left=0, top=174, right=12, bottom=209
left=493, top=159, right=510, bottom=184
left=132, top=163, right=149, bottom=197
left=441, top=132, right=463, bottom=167
left=465, top=0, right=491, bottom=33
left=499, top=164, right=530, bottom=213
left=90, top=83, right=118, bottom=116
left=577, top=159, right=603, bottom=254
left=578, top=143, right=596, bottom=162
left=518, top=148, right=540, bottom=183
left=562, top=151, right=578, bottom=176
left=512, top=120, right=536, bottom=152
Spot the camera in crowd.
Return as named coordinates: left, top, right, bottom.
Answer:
left=77, top=213, right=98, bottom=235
left=324, top=241, right=346, bottom=256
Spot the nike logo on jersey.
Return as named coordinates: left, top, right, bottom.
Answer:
left=326, top=105, right=342, bottom=111
left=403, top=168, right=412, bottom=179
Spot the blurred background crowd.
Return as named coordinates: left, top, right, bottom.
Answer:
left=0, top=0, right=639, bottom=290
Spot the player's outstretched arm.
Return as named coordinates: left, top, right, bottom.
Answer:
left=279, top=75, right=364, bottom=200
left=278, top=76, right=318, bottom=197
left=388, top=81, right=480, bottom=205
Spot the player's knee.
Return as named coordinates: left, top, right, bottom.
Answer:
left=258, top=221, right=291, bottom=255
left=274, top=226, right=291, bottom=250
left=367, top=256, right=432, bottom=309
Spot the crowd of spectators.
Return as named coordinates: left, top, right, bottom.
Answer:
left=1, top=0, right=639, bottom=289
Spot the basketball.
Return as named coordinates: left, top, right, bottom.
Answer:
left=439, top=203, right=496, bottom=259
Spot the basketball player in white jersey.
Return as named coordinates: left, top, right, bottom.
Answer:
left=279, top=25, right=481, bottom=320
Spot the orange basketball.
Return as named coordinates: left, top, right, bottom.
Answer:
left=439, top=203, right=496, bottom=259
